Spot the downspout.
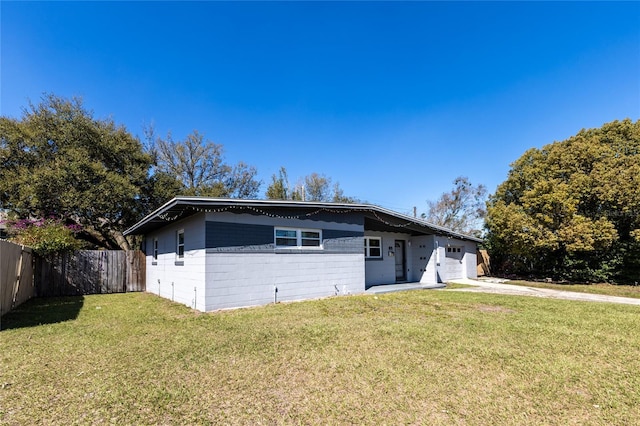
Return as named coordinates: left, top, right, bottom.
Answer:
left=435, top=239, right=440, bottom=283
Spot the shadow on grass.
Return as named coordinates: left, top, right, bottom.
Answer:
left=0, top=296, right=84, bottom=331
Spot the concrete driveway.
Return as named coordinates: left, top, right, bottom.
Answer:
left=446, top=278, right=640, bottom=306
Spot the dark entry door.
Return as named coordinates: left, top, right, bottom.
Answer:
left=395, top=240, right=406, bottom=282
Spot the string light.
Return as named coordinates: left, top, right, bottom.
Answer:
left=157, top=203, right=421, bottom=231
left=369, top=210, right=415, bottom=228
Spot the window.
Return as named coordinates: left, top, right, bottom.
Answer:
left=176, top=230, right=184, bottom=259
left=275, top=228, right=321, bottom=248
left=364, top=237, right=382, bottom=258
left=301, top=230, right=321, bottom=247
left=275, top=229, right=297, bottom=246
left=153, top=238, right=158, bottom=261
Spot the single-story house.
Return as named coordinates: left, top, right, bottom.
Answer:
left=124, top=197, right=482, bottom=311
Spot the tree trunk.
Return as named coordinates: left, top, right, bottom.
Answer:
left=80, top=224, right=118, bottom=249
left=110, top=230, right=131, bottom=251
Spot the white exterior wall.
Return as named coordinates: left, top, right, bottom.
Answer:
left=364, top=232, right=478, bottom=286
left=364, top=231, right=414, bottom=286
left=364, top=233, right=478, bottom=286
left=145, top=214, right=207, bottom=311
left=432, top=236, right=478, bottom=282
left=204, top=252, right=364, bottom=311
left=464, top=239, right=478, bottom=280
left=410, top=235, right=438, bottom=284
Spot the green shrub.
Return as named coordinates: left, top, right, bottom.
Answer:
left=7, top=218, right=83, bottom=255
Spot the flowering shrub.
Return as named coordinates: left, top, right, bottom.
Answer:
left=5, top=218, right=83, bottom=256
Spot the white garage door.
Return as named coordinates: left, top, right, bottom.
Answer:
left=445, top=246, right=464, bottom=280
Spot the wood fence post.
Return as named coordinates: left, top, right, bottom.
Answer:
left=11, top=246, right=25, bottom=309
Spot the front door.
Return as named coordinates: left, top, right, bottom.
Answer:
left=395, top=240, right=406, bottom=282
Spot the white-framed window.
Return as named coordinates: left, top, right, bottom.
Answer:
left=176, top=229, right=185, bottom=259
left=275, top=228, right=322, bottom=248
left=153, top=238, right=158, bottom=261
left=364, top=237, right=382, bottom=258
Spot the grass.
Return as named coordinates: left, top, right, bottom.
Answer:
left=442, top=282, right=476, bottom=290
left=496, top=280, right=640, bottom=299
left=1, top=291, right=639, bottom=425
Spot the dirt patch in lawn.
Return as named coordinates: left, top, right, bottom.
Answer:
left=476, top=304, right=516, bottom=314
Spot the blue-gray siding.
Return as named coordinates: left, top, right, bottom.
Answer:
left=205, top=221, right=364, bottom=253
left=206, top=221, right=273, bottom=249
left=236, top=208, right=365, bottom=225
left=322, top=229, right=364, bottom=239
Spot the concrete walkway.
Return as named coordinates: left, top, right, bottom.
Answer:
left=365, top=282, right=445, bottom=294
left=446, top=278, right=640, bottom=306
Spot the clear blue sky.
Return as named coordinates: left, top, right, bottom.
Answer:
left=2, top=1, right=639, bottom=214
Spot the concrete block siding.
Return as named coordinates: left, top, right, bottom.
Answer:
left=205, top=252, right=364, bottom=311
left=146, top=211, right=367, bottom=311
left=140, top=204, right=479, bottom=311
left=464, top=239, right=479, bottom=280
left=203, top=211, right=365, bottom=311
left=432, top=236, right=478, bottom=282
left=146, top=213, right=207, bottom=310
left=411, top=235, right=437, bottom=284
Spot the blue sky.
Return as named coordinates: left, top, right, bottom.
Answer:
left=2, top=1, right=639, bottom=214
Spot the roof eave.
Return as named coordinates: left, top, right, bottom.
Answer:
left=124, top=197, right=483, bottom=243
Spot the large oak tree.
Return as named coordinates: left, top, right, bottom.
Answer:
left=1, top=95, right=265, bottom=250
left=485, top=119, right=640, bottom=283
left=0, top=94, right=153, bottom=250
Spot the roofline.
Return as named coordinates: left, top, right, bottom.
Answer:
left=124, top=196, right=483, bottom=243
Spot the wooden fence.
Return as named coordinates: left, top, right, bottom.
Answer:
left=34, top=250, right=146, bottom=297
left=477, top=249, right=491, bottom=276
left=1, top=240, right=35, bottom=316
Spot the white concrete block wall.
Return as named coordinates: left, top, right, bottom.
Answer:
left=410, top=235, right=437, bottom=284
left=431, top=236, right=477, bottom=282
left=204, top=252, right=365, bottom=311
left=145, top=214, right=207, bottom=311
left=464, top=240, right=478, bottom=280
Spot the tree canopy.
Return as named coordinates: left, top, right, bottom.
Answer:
left=265, top=168, right=358, bottom=203
left=422, top=176, right=487, bottom=236
left=485, top=119, right=640, bottom=283
left=0, top=94, right=153, bottom=250
left=0, top=95, right=267, bottom=250
left=265, top=167, right=291, bottom=200
left=152, top=130, right=261, bottom=199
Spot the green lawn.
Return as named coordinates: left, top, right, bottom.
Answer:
left=1, top=291, right=639, bottom=425
left=496, top=280, right=640, bottom=299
